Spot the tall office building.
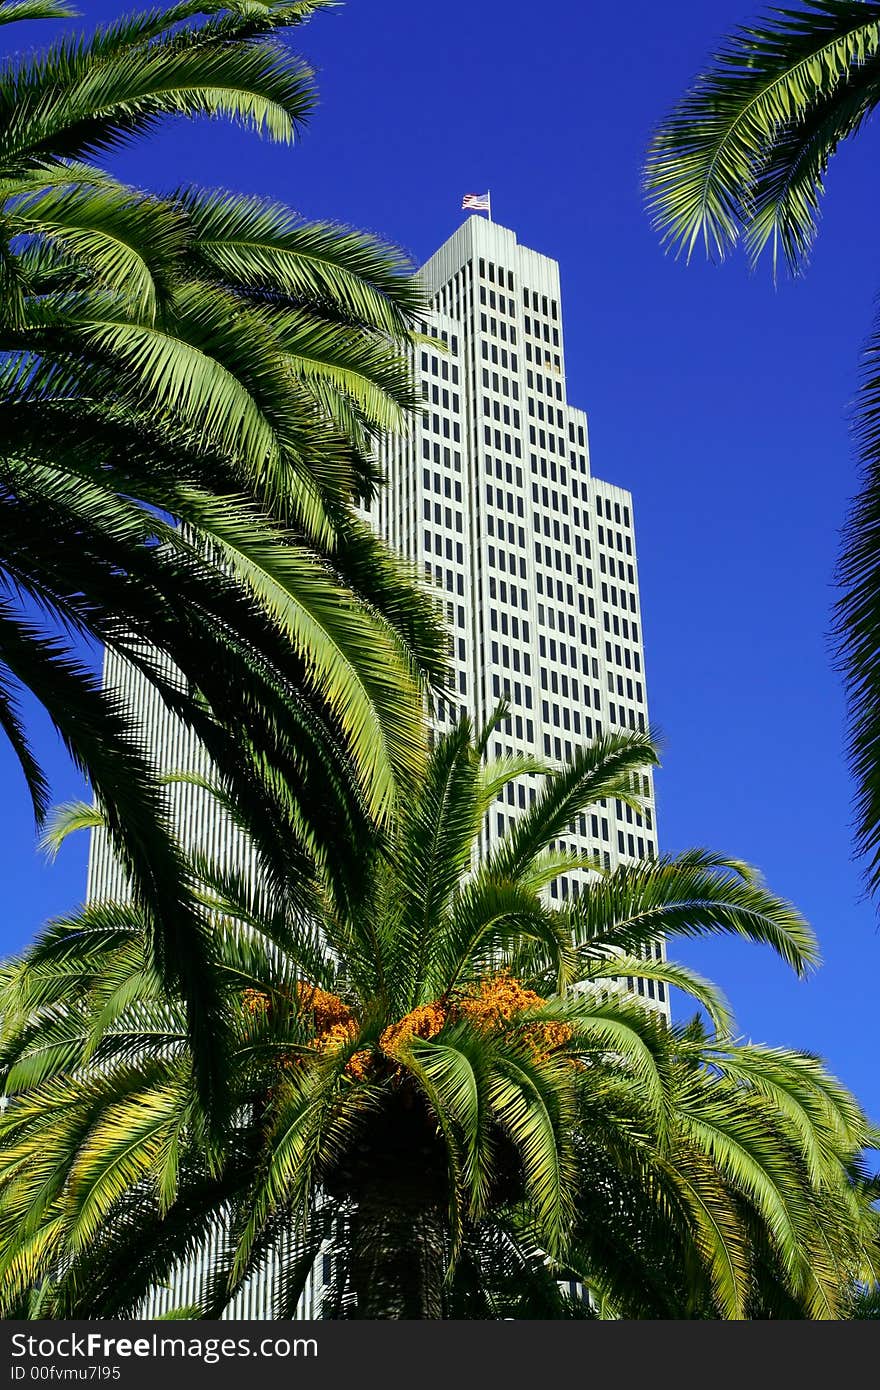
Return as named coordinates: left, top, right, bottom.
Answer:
left=370, top=218, right=661, bottom=981
left=86, top=217, right=664, bottom=1316
left=91, top=218, right=660, bottom=910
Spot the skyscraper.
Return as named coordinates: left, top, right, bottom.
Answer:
left=86, top=217, right=665, bottom=1316
left=370, top=217, right=661, bottom=997
left=92, top=215, right=663, bottom=988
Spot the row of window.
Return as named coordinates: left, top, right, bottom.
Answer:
left=423, top=412, right=462, bottom=443
left=539, top=634, right=580, bottom=666
left=534, top=512, right=573, bottom=547
left=424, top=530, right=464, bottom=564
left=543, top=731, right=597, bottom=762
left=489, top=610, right=529, bottom=641
left=479, top=258, right=514, bottom=290
left=600, top=553, right=635, bottom=584
left=618, top=799, right=653, bottom=831
left=499, top=780, right=534, bottom=810
left=483, top=396, right=521, bottom=429
left=421, top=438, right=463, bottom=472
left=538, top=644, right=617, bottom=683
left=487, top=814, right=658, bottom=885
left=442, top=641, right=469, bottom=684
left=610, top=704, right=646, bottom=731
left=619, top=829, right=654, bottom=857
left=524, top=314, right=560, bottom=348
left=487, top=544, right=527, bottom=577
left=528, top=369, right=563, bottom=401
left=491, top=675, right=534, bottom=709
left=523, top=287, right=559, bottom=320
left=423, top=501, right=464, bottom=532
left=483, top=425, right=523, bottom=458
left=479, top=284, right=515, bottom=317
left=539, top=668, right=597, bottom=699
left=596, top=496, right=631, bottom=526
left=422, top=382, right=461, bottom=412
left=530, top=453, right=570, bottom=487
left=424, top=562, right=465, bottom=596
left=417, top=321, right=458, bottom=354
left=423, top=469, right=463, bottom=502
left=434, top=263, right=472, bottom=313
left=435, top=697, right=469, bottom=722
left=480, top=341, right=517, bottom=371
left=420, top=351, right=460, bottom=385
left=528, top=424, right=567, bottom=455
left=492, top=711, right=534, bottom=742
left=608, top=671, right=645, bottom=703
left=601, top=581, right=637, bottom=615
left=631, top=976, right=665, bottom=1003
left=597, top=524, right=633, bottom=556
left=489, top=639, right=532, bottom=675
left=554, top=793, right=656, bottom=842
left=508, top=817, right=653, bottom=861
left=481, top=368, right=520, bottom=399
left=486, top=515, right=526, bottom=548
left=604, top=612, right=639, bottom=642
left=486, top=456, right=524, bottom=488
left=536, top=575, right=596, bottom=618
left=528, top=397, right=564, bottom=427
left=542, top=700, right=592, bottom=734
left=479, top=312, right=516, bottom=344
left=537, top=605, right=594, bottom=639
left=487, top=577, right=529, bottom=612
left=534, top=541, right=575, bottom=576
left=444, top=601, right=466, bottom=629
left=606, top=642, right=642, bottom=674
left=549, top=868, right=607, bottom=897
left=526, top=341, right=561, bottom=371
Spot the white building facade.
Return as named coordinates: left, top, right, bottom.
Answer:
left=371, top=217, right=663, bottom=1008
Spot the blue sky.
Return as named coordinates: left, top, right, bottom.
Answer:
left=2, top=0, right=878, bottom=1123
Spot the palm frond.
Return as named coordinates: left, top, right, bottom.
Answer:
left=568, top=850, right=818, bottom=976
left=488, top=728, right=657, bottom=880
left=0, top=1, right=75, bottom=25
left=0, top=667, right=50, bottom=821
left=834, top=309, right=880, bottom=899
left=0, top=12, right=320, bottom=167
left=180, top=187, right=425, bottom=335
left=39, top=799, right=106, bottom=858
left=645, top=1, right=880, bottom=267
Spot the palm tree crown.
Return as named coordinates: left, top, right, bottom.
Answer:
left=0, top=718, right=874, bottom=1319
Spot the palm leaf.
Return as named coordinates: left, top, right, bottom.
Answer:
left=645, top=1, right=880, bottom=265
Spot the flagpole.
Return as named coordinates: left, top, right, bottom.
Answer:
left=487, top=190, right=492, bottom=223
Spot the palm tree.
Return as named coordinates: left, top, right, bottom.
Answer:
left=644, top=0, right=880, bottom=901
left=430, top=1019, right=880, bottom=1320
left=0, top=718, right=875, bottom=1318
left=0, top=0, right=446, bottom=1111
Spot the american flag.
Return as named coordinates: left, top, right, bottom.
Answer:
left=461, top=191, right=490, bottom=212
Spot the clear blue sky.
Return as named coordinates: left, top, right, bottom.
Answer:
left=2, top=0, right=878, bottom=1122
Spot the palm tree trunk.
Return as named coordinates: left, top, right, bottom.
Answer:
left=348, top=1198, right=446, bottom=1318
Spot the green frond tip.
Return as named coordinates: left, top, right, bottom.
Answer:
left=0, top=1, right=78, bottom=24
left=39, top=802, right=106, bottom=860
left=644, top=1, right=880, bottom=275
